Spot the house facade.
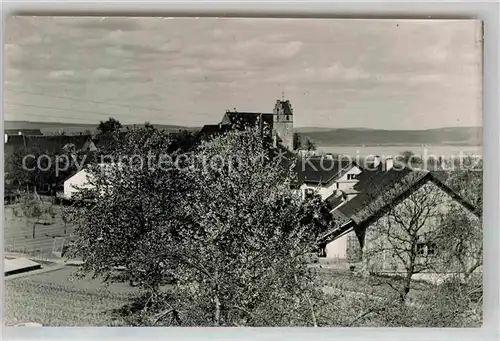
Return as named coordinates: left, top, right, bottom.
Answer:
left=297, top=157, right=362, bottom=201
left=63, top=163, right=119, bottom=199
left=319, top=164, right=481, bottom=282
left=361, top=179, right=480, bottom=282
left=63, top=168, right=93, bottom=199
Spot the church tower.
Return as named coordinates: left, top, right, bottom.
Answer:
left=273, top=97, right=294, bottom=151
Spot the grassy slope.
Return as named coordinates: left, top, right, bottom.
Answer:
left=4, top=204, right=75, bottom=259
left=4, top=267, right=140, bottom=326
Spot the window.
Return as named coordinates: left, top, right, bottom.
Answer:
left=427, top=243, right=436, bottom=256
left=347, top=174, right=357, bottom=180
left=416, top=243, right=426, bottom=256
left=416, top=242, right=437, bottom=257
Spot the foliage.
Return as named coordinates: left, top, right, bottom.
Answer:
left=293, top=132, right=302, bottom=150
left=67, top=124, right=188, bottom=293
left=17, top=191, right=56, bottom=238
left=398, top=150, right=422, bottom=165
left=292, top=133, right=316, bottom=152
left=68, top=125, right=333, bottom=326
left=436, top=156, right=483, bottom=278
left=363, top=178, right=456, bottom=301
left=96, top=117, right=123, bottom=136
left=304, top=138, right=317, bottom=152
left=442, top=156, right=483, bottom=214
left=5, top=141, right=88, bottom=193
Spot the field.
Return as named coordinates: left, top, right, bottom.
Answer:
left=4, top=202, right=75, bottom=260
left=4, top=266, right=141, bottom=326
left=4, top=260, right=433, bottom=327
left=4, top=261, right=480, bottom=327
left=3, top=204, right=479, bottom=327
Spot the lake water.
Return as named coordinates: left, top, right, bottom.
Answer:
left=317, top=145, right=482, bottom=159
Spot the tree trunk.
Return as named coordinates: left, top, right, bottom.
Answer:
left=400, top=272, right=412, bottom=302
left=400, top=260, right=415, bottom=302
left=214, top=295, right=221, bottom=326
left=32, top=221, right=36, bottom=239
left=465, top=259, right=482, bottom=280
left=307, top=295, right=318, bottom=327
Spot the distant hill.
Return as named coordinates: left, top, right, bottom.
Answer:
left=3, top=121, right=199, bottom=135
left=4, top=121, right=482, bottom=146
left=296, top=127, right=482, bottom=146
left=296, top=127, right=375, bottom=133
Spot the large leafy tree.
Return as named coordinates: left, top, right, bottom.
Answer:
left=68, top=125, right=333, bottom=326
left=304, top=138, right=317, bottom=152
left=67, top=124, right=191, bottom=292
left=172, top=127, right=332, bottom=326
left=96, top=117, right=123, bottom=136
left=437, top=156, right=483, bottom=279
left=5, top=144, right=85, bottom=194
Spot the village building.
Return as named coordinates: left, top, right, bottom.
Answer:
left=4, top=134, right=97, bottom=194
left=296, top=157, right=362, bottom=202
left=4, top=134, right=97, bottom=156
left=200, top=98, right=295, bottom=152
left=4, top=129, right=43, bottom=143
left=318, top=163, right=480, bottom=282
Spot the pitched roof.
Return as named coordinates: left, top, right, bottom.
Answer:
left=222, top=112, right=274, bottom=130
left=93, top=132, right=128, bottom=150
left=5, top=134, right=94, bottom=154
left=199, top=124, right=231, bottom=135
left=325, top=194, right=345, bottom=210
left=283, top=101, right=293, bottom=116
left=295, top=157, right=354, bottom=185
left=335, top=167, right=429, bottom=225
left=4, top=129, right=43, bottom=136
left=276, top=100, right=293, bottom=116
left=320, top=165, right=481, bottom=245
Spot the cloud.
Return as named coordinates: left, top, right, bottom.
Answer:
left=3, top=17, right=482, bottom=129
left=203, top=59, right=248, bottom=71
left=91, top=68, right=115, bottom=78
left=47, top=70, right=77, bottom=79
left=266, top=62, right=372, bottom=84
left=233, top=39, right=303, bottom=59
left=65, top=17, right=142, bottom=31
left=278, top=41, right=303, bottom=58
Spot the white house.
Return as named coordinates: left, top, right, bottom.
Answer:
left=63, top=163, right=119, bottom=199
left=319, top=156, right=394, bottom=259
left=297, top=156, right=362, bottom=201
left=63, top=168, right=94, bottom=199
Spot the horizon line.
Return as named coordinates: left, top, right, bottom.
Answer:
left=3, top=120, right=482, bottom=132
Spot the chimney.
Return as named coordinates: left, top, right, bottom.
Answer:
left=373, top=155, right=381, bottom=169
left=384, top=157, right=394, bottom=171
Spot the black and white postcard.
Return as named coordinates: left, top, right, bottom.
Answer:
left=3, top=17, right=483, bottom=327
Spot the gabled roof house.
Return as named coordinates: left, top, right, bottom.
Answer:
left=318, top=160, right=480, bottom=274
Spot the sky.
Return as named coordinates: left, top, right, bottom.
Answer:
left=4, top=17, right=483, bottom=129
